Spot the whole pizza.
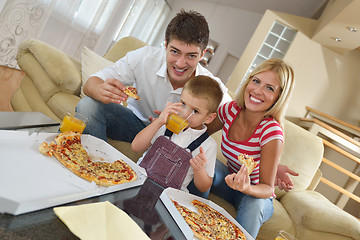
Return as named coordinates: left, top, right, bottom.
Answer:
left=172, top=199, right=246, bottom=240
left=39, top=131, right=137, bottom=186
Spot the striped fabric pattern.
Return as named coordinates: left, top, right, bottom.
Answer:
left=218, top=101, right=283, bottom=185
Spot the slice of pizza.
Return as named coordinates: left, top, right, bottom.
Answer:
left=238, top=153, right=257, bottom=175
left=123, top=86, right=140, bottom=100
left=39, top=131, right=137, bottom=186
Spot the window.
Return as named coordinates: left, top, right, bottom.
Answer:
left=242, top=21, right=297, bottom=84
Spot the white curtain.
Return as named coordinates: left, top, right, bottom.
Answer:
left=113, top=0, right=171, bottom=46
left=0, top=0, right=171, bottom=68
left=0, top=0, right=54, bottom=68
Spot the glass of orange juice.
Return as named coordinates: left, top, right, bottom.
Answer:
left=166, top=104, right=194, bottom=134
left=59, top=111, right=88, bottom=134
left=275, top=230, right=297, bottom=240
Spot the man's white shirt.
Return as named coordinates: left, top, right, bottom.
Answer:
left=92, top=46, right=232, bottom=124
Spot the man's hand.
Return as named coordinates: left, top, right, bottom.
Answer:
left=149, top=110, right=162, bottom=123
left=276, top=164, right=299, bottom=192
left=97, top=78, right=128, bottom=104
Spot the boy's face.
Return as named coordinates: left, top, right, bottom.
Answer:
left=165, top=39, right=204, bottom=89
left=180, top=90, right=216, bottom=130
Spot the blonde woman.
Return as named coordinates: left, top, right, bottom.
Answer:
left=210, top=58, right=295, bottom=238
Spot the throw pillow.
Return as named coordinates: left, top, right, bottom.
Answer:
left=80, top=46, right=114, bottom=98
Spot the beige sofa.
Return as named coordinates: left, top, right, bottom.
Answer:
left=11, top=38, right=360, bottom=240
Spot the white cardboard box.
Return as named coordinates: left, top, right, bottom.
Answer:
left=160, top=187, right=254, bottom=240
left=0, top=130, right=147, bottom=215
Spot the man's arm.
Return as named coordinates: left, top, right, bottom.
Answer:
left=83, top=76, right=128, bottom=104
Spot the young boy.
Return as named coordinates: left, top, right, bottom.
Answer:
left=132, top=75, right=223, bottom=193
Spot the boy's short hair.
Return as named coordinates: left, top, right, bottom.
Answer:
left=183, top=75, right=223, bottom=113
left=165, top=9, right=209, bottom=52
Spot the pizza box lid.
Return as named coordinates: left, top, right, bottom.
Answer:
left=0, top=112, right=59, bottom=130
left=160, top=187, right=254, bottom=240
left=0, top=130, right=147, bottom=215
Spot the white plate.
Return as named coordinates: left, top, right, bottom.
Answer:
left=0, top=130, right=147, bottom=215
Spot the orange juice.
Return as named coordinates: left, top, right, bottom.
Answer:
left=60, top=115, right=86, bottom=133
left=166, top=113, right=189, bottom=134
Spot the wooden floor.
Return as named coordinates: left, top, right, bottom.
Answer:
left=0, top=65, right=25, bottom=111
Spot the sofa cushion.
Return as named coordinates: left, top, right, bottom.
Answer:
left=275, top=120, right=324, bottom=198
left=103, top=37, right=147, bottom=62
left=17, top=39, right=81, bottom=95
left=11, top=75, right=61, bottom=122
left=257, top=199, right=296, bottom=240
left=80, top=46, right=114, bottom=98
left=281, top=190, right=360, bottom=238
left=47, top=92, right=81, bottom=120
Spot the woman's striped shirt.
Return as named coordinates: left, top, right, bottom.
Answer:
left=218, top=101, right=284, bottom=185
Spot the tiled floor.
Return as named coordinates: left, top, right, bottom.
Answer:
left=0, top=65, right=25, bottom=111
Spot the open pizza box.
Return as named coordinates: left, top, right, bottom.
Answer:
left=0, top=130, right=147, bottom=215
left=160, top=187, right=254, bottom=240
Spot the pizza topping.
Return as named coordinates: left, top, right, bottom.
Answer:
left=172, top=199, right=246, bottom=240
left=123, top=86, right=140, bottom=100
left=238, top=153, right=257, bottom=175
left=39, top=131, right=137, bottom=186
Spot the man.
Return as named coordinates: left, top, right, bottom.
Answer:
left=76, top=9, right=232, bottom=142
left=76, top=9, right=297, bottom=191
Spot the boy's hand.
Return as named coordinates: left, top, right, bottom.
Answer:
left=190, top=147, right=207, bottom=171
left=156, top=102, right=182, bottom=125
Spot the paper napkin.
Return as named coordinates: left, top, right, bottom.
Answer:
left=54, top=201, right=150, bottom=240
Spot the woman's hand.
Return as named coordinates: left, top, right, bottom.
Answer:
left=275, top=164, right=299, bottom=192
left=225, top=164, right=251, bottom=193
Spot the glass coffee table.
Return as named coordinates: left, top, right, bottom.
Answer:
left=0, top=123, right=186, bottom=240
left=0, top=178, right=186, bottom=240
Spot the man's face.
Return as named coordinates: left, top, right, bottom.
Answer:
left=165, top=39, right=203, bottom=89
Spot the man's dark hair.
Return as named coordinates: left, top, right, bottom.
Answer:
left=165, top=9, right=209, bottom=52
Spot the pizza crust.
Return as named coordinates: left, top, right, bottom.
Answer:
left=238, top=154, right=257, bottom=175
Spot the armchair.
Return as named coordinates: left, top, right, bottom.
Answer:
left=209, top=120, right=360, bottom=240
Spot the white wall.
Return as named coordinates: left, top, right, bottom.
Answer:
left=156, top=0, right=263, bottom=83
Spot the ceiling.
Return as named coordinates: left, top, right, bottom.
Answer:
left=189, top=0, right=360, bottom=54
left=190, top=0, right=329, bottom=18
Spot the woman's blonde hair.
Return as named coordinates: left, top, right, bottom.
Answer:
left=235, top=58, right=295, bottom=127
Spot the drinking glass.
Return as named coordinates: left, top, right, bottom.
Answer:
left=59, top=111, right=88, bottom=134
left=275, top=230, right=297, bottom=240
left=166, top=104, right=193, bottom=134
